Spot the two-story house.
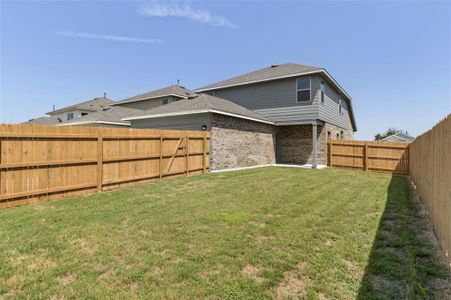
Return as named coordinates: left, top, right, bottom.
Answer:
left=25, top=96, right=115, bottom=125
left=123, top=63, right=357, bottom=170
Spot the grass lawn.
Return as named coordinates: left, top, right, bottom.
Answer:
left=0, top=167, right=449, bottom=299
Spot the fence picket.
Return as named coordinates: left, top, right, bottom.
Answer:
left=0, top=124, right=209, bottom=209
left=327, top=140, right=409, bottom=175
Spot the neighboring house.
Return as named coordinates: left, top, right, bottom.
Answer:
left=381, top=132, right=414, bottom=143
left=59, top=106, right=141, bottom=127
left=112, top=85, right=197, bottom=110
left=47, top=97, right=114, bottom=122
left=23, top=116, right=61, bottom=125
left=125, top=63, right=357, bottom=169
left=56, top=85, right=196, bottom=127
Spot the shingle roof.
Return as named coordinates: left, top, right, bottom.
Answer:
left=381, top=132, right=415, bottom=142
left=47, top=97, right=114, bottom=115
left=23, top=116, right=61, bottom=125
left=114, top=85, right=197, bottom=105
left=123, top=94, right=272, bottom=123
left=61, top=105, right=141, bottom=125
left=196, top=63, right=322, bottom=91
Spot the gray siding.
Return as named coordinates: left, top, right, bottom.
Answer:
left=202, top=75, right=354, bottom=131
left=115, top=96, right=178, bottom=111
left=130, top=113, right=211, bottom=131
left=318, top=82, right=353, bottom=131
left=210, top=76, right=321, bottom=124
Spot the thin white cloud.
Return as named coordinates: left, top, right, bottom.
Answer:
left=140, top=2, right=236, bottom=28
left=57, top=31, right=165, bottom=44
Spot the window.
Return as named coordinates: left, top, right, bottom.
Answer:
left=320, top=80, right=325, bottom=104
left=338, top=96, right=343, bottom=115
left=161, top=98, right=169, bottom=105
left=327, top=131, right=331, bottom=140
left=296, top=78, right=311, bottom=102
left=67, top=113, right=74, bottom=120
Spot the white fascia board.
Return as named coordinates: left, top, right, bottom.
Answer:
left=57, top=121, right=130, bottom=127
left=112, top=94, right=188, bottom=106
left=122, top=109, right=274, bottom=125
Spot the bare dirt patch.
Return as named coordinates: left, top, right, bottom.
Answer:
left=27, top=257, right=56, bottom=271
left=324, top=239, right=334, bottom=247
left=276, top=270, right=308, bottom=299
left=97, top=268, right=116, bottom=282
left=342, top=259, right=363, bottom=278
left=57, top=274, right=75, bottom=285
left=241, top=264, right=264, bottom=283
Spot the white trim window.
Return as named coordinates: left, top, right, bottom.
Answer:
left=296, top=77, right=311, bottom=102
left=67, top=112, right=74, bottom=120
left=338, top=96, right=343, bottom=115
left=161, top=98, right=169, bottom=105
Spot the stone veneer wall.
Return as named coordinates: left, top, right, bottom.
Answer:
left=276, top=122, right=354, bottom=165
left=276, top=125, right=319, bottom=164
left=210, top=114, right=276, bottom=170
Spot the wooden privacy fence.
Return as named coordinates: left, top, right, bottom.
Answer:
left=409, top=114, right=450, bottom=262
left=327, top=140, right=410, bottom=175
left=0, top=124, right=209, bottom=209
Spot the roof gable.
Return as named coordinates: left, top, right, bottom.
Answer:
left=47, top=97, right=114, bottom=115
left=113, top=85, right=197, bottom=106
left=195, top=63, right=322, bottom=91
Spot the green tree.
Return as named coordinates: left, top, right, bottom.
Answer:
left=374, top=128, right=408, bottom=141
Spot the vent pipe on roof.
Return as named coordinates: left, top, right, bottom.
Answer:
left=52, top=104, right=55, bottom=112
left=177, top=79, right=180, bottom=86
left=104, top=92, right=107, bottom=98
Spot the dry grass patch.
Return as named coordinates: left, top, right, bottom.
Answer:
left=276, top=270, right=308, bottom=299
left=241, top=264, right=264, bottom=283
left=57, top=274, right=76, bottom=286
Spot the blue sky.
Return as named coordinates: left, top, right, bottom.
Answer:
left=1, top=0, right=450, bottom=139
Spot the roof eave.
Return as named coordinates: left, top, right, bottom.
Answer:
left=122, top=109, right=274, bottom=125
left=57, top=121, right=130, bottom=127
left=113, top=94, right=189, bottom=106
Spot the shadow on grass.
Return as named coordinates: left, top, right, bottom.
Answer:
left=357, top=175, right=450, bottom=299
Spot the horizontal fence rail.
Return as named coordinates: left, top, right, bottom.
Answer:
left=409, top=114, right=450, bottom=263
left=0, top=124, right=210, bottom=209
left=327, top=140, right=410, bottom=175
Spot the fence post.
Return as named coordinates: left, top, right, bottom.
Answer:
left=96, top=134, right=103, bottom=192
left=329, top=142, right=333, bottom=167
left=159, top=135, right=163, bottom=180
left=185, top=134, right=189, bottom=176
left=364, top=144, right=368, bottom=171
left=203, top=135, right=207, bottom=173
